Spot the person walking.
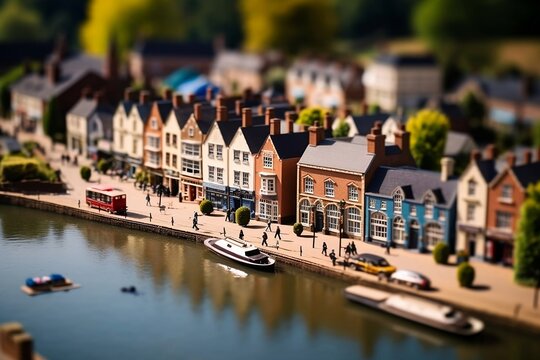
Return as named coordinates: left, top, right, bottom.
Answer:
left=261, top=232, right=268, bottom=246
left=345, top=243, right=352, bottom=256
left=351, top=241, right=357, bottom=255
left=385, top=241, right=391, bottom=255
left=329, top=250, right=337, bottom=266
left=193, top=211, right=198, bottom=220
left=145, top=193, right=151, bottom=206
left=322, top=242, right=328, bottom=256
left=192, top=217, right=199, bottom=231
left=239, top=229, right=244, bottom=240
left=225, top=208, right=231, bottom=222
left=274, top=226, right=281, bottom=240
left=265, top=218, right=272, bottom=232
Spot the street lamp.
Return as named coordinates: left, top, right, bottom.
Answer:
left=338, top=200, right=346, bottom=257
left=311, top=205, right=317, bottom=248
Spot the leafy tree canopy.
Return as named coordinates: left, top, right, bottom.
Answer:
left=515, top=182, right=540, bottom=286
left=460, top=92, right=485, bottom=129
left=0, top=0, right=43, bottom=41
left=296, top=107, right=326, bottom=127
left=332, top=120, right=350, bottom=137
left=406, top=109, right=450, bottom=170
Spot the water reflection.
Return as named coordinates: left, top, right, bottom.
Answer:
left=0, top=204, right=66, bottom=240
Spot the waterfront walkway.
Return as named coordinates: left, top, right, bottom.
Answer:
left=5, top=142, right=540, bottom=332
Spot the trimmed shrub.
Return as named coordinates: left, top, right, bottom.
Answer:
left=456, top=249, right=470, bottom=264
left=293, top=222, right=304, bottom=236
left=0, top=155, right=57, bottom=182
left=80, top=166, right=91, bottom=181
left=457, top=262, right=475, bottom=287
left=235, top=206, right=250, bottom=226
left=433, top=242, right=450, bottom=264
left=199, top=199, right=213, bottom=215
left=97, top=158, right=113, bottom=174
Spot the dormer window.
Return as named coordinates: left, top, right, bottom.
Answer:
left=393, top=189, right=403, bottom=214
left=325, top=180, right=334, bottom=197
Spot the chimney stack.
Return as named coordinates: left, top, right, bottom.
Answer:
left=270, top=118, right=281, bottom=135
left=188, top=94, right=196, bottom=104
left=506, top=152, right=516, bottom=168
left=81, top=87, right=92, bottom=99
left=163, top=88, right=173, bottom=101
left=257, top=104, right=264, bottom=116
left=484, top=144, right=497, bottom=160
left=46, top=61, right=60, bottom=84
left=216, top=94, right=225, bottom=109
left=393, top=123, right=410, bottom=153
left=324, top=112, right=334, bottom=131
left=193, top=103, right=202, bottom=120
left=243, top=88, right=253, bottom=101
left=206, top=87, right=213, bottom=102
left=139, top=90, right=150, bottom=105
left=367, top=124, right=385, bottom=155
left=285, top=111, right=298, bottom=134
left=172, top=93, right=183, bottom=108
left=235, top=100, right=244, bottom=116
left=54, top=34, right=67, bottom=61
left=124, top=88, right=136, bottom=102
left=361, top=102, right=368, bottom=115
left=242, top=108, right=252, bottom=127
left=440, top=157, right=455, bottom=182
left=470, top=149, right=481, bottom=162
left=265, top=107, right=274, bottom=126
left=216, top=105, right=228, bottom=122
left=94, top=91, right=104, bottom=105
left=523, top=149, right=532, bottom=164
left=308, top=121, right=324, bottom=147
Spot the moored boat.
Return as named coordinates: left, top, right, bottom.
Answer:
left=344, top=285, right=484, bottom=336
left=204, top=237, right=276, bottom=271
left=21, top=274, right=81, bottom=296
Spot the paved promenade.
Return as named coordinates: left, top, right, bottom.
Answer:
left=7, top=143, right=540, bottom=333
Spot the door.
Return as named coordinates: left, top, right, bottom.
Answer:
left=171, top=179, right=179, bottom=196
left=189, top=186, right=196, bottom=201
left=409, top=220, right=419, bottom=249
left=315, top=211, right=324, bottom=232
left=467, top=233, right=476, bottom=257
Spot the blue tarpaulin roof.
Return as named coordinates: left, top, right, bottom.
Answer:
left=163, top=68, right=199, bottom=89
left=176, top=75, right=219, bottom=97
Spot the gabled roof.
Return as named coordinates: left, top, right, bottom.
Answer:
left=375, top=54, right=437, bottom=67
left=154, top=100, right=173, bottom=121
left=118, top=100, right=135, bottom=115
left=241, top=125, right=269, bottom=154
left=270, top=132, right=309, bottom=159
left=217, top=120, right=242, bottom=146
left=512, top=162, right=540, bottom=189
left=167, top=104, right=193, bottom=129
left=366, top=167, right=458, bottom=206
left=69, top=98, right=114, bottom=119
left=349, top=113, right=391, bottom=135
left=476, top=159, right=498, bottom=182
left=132, top=103, right=152, bottom=124
left=133, top=39, right=214, bottom=57
left=444, top=131, right=476, bottom=156
left=212, top=51, right=266, bottom=72
left=299, top=136, right=375, bottom=173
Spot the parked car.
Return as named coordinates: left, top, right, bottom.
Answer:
left=348, top=253, right=396, bottom=278
left=389, top=270, right=431, bottom=290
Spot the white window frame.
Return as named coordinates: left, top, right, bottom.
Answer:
left=370, top=212, right=387, bottom=241
left=325, top=180, right=335, bottom=198
left=242, top=172, right=249, bottom=187
left=216, top=168, right=223, bottom=184
left=182, top=143, right=200, bottom=157
left=496, top=211, right=512, bottom=230
left=242, top=152, right=249, bottom=165
left=300, top=199, right=311, bottom=226
left=261, top=177, right=276, bottom=195
left=259, top=199, right=278, bottom=221
left=188, top=127, right=194, bottom=137
left=304, top=177, right=314, bottom=194
left=208, top=166, right=215, bottom=182
left=263, top=152, right=273, bottom=169
left=393, top=190, right=403, bottom=214
left=234, top=150, right=240, bottom=163
left=392, top=217, right=405, bottom=245
left=346, top=207, right=361, bottom=235
left=468, top=179, right=476, bottom=196
left=369, top=198, right=376, bottom=209
left=348, top=185, right=358, bottom=201
left=208, top=144, right=214, bottom=158
left=234, top=171, right=240, bottom=186
left=216, top=145, right=223, bottom=160
left=425, top=223, right=444, bottom=249
left=181, top=158, right=200, bottom=176
left=326, top=204, right=339, bottom=231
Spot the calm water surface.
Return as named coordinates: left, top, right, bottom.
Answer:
left=0, top=205, right=538, bottom=360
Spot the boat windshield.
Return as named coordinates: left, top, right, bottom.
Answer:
left=245, top=249, right=261, bottom=257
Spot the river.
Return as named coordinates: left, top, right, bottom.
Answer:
left=0, top=205, right=537, bottom=360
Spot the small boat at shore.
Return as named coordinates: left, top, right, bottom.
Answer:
left=344, top=285, right=484, bottom=336
left=21, top=274, right=81, bottom=296
left=204, top=237, right=276, bottom=271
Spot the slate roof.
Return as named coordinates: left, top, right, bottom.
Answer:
left=366, top=167, right=458, bottom=206
left=133, top=40, right=214, bottom=57
left=289, top=59, right=362, bottom=88
left=461, top=76, right=540, bottom=105
left=375, top=54, right=437, bottom=67
left=476, top=159, right=498, bottom=182
left=512, top=162, right=540, bottom=189
left=444, top=131, right=476, bottom=156
left=69, top=98, right=114, bottom=119
left=118, top=100, right=135, bottom=115
left=217, top=120, right=242, bottom=146
left=270, top=132, right=310, bottom=159
left=212, top=51, right=266, bottom=72
left=168, top=104, right=194, bottom=129
left=241, top=125, right=270, bottom=154
left=155, top=100, right=173, bottom=121
left=0, top=136, right=21, bottom=154
left=350, top=113, right=391, bottom=135
left=132, top=103, right=152, bottom=124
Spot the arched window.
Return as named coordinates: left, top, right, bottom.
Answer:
left=370, top=212, right=387, bottom=241
left=325, top=180, right=335, bottom=197
left=425, top=223, right=443, bottom=250
left=424, top=193, right=435, bottom=218
left=346, top=207, right=361, bottom=235
left=392, top=217, right=405, bottom=245
left=393, top=189, right=403, bottom=214
left=326, top=204, right=339, bottom=231
left=299, top=199, right=311, bottom=226
left=304, top=177, right=314, bottom=194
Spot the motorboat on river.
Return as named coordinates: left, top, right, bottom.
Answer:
left=344, top=285, right=484, bottom=336
left=21, top=274, right=80, bottom=296
left=204, top=237, right=276, bottom=271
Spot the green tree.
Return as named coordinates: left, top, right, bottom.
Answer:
left=80, top=0, right=185, bottom=57
left=235, top=206, right=251, bottom=226
left=42, top=97, right=63, bottom=141
left=97, top=158, right=113, bottom=174
left=240, top=0, right=337, bottom=55
left=0, top=65, right=26, bottom=117
left=457, top=262, right=475, bottom=287
left=460, top=92, right=485, bottom=130
left=293, top=222, right=303, bottom=236
left=0, top=0, right=43, bottom=41
left=433, top=242, right=450, bottom=264
left=332, top=120, right=350, bottom=137
left=80, top=166, right=91, bottom=181
left=296, top=107, right=325, bottom=127
left=406, top=109, right=450, bottom=170
left=199, top=199, right=213, bottom=215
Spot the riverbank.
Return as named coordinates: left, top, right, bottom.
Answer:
left=1, top=190, right=540, bottom=335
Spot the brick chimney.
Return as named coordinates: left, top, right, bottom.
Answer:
left=215, top=94, right=225, bottom=109
left=393, top=123, right=410, bottom=153
left=285, top=111, right=297, bottom=133
left=216, top=105, right=228, bottom=122
left=506, top=152, right=516, bottom=167
left=193, top=103, right=202, bottom=120
left=94, top=91, right=104, bottom=105
left=324, top=112, right=334, bottom=131
left=470, top=149, right=481, bottom=162
left=104, top=39, right=118, bottom=80
left=308, top=121, right=324, bottom=147
left=440, top=157, right=455, bottom=181
left=243, top=88, right=253, bottom=101
left=139, top=90, right=150, bottom=105
left=46, top=61, right=60, bottom=84
left=484, top=144, right=497, bottom=160
left=235, top=100, right=243, bottom=116
left=270, top=118, right=280, bottom=135
left=523, top=149, right=532, bottom=164
left=265, top=107, right=274, bottom=126
left=81, top=87, right=92, bottom=99
left=188, top=94, right=196, bottom=104
left=367, top=123, right=385, bottom=155
left=242, top=108, right=252, bottom=127
left=124, top=88, right=136, bottom=102
left=163, top=88, right=173, bottom=101
left=54, top=34, right=67, bottom=61
left=206, top=86, right=213, bottom=102
left=172, top=93, right=183, bottom=108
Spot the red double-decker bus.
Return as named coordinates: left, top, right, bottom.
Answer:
left=85, top=185, right=127, bottom=214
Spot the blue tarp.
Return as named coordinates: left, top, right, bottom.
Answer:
left=176, top=75, right=219, bottom=97
left=163, top=68, right=199, bottom=90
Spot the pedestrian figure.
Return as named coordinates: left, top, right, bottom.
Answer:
left=239, top=229, right=244, bottom=240
left=345, top=243, right=352, bottom=256
left=192, top=217, right=199, bottom=230
left=274, top=226, right=281, bottom=240
left=351, top=241, right=357, bottom=255
left=78, top=199, right=80, bottom=208
left=265, top=218, right=272, bottom=232
left=385, top=241, right=391, bottom=255
left=322, top=242, right=328, bottom=256
left=225, top=208, right=231, bottom=222
left=343, top=254, right=349, bottom=270
left=146, top=193, right=151, bottom=206
left=193, top=211, right=198, bottom=220
left=329, top=250, right=337, bottom=266
left=261, top=232, right=268, bottom=246
left=171, top=217, right=174, bottom=226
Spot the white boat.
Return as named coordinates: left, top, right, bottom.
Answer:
left=344, top=285, right=484, bottom=336
left=204, top=237, right=276, bottom=271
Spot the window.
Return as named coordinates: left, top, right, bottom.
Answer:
left=166, top=133, right=170, bottom=146
left=496, top=211, right=512, bottom=230
left=243, top=152, right=249, bottom=165
left=208, top=166, right=215, bottom=182
left=216, top=145, right=223, bottom=160
left=439, top=210, right=446, bottom=222
left=468, top=180, right=476, bottom=196
left=325, top=180, right=334, bottom=197
left=188, top=127, right=194, bottom=137
left=425, top=194, right=434, bottom=218
left=466, top=203, right=475, bottom=221
left=182, top=143, right=200, bottom=156
left=132, top=139, right=137, bottom=154
left=369, top=199, right=376, bottom=208
left=393, top=217, right=405, bottom=245
left=381, top=201, right=387, bottom=210
left=165, top=153, right=170, bottom=166
left=208, top=144, right=214, bottom=158
left=242, top=172, right=249, bottom=187
left=346, top=207, right=361, bottom=234
left=147, top=136, right=160, bottom=149
left=172, top=134, right=177, bottom=147
left=501, top=184, right=513, bottom=202
left=234, top=171, right=240, bottom=186
left=132, top=118, right=137, bottom=132
left=147, top=151, right=160, bottom=166
left=172, top=155, right=177, bottom=168
left=425, top=223, right=443, bottom=249
left=263, top=152, right=273, bottom=168
left=216, top=168, right=223, bottom=183
left=304, top=177, right=314, bottom=194
left=326, top=204, right=339, bottom=231
left=234, top=150, right=240, bottom=163
left=261, top=177, right=275, bottom=194
left=151, top=118, right=158, bottom=129
left=410, top=205, right=417, bottom=216
left=348, top=185, right=358, bottom=201
left=370, top=212, right=387, bottom=241
left=182, top=159, right=200, bottom=176
left=300, top=199, right=311, bottom=225
left=259, top=199, right=278, bottom=221
left=393, top=190, right=403, bottom=213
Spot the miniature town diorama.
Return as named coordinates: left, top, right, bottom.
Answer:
left=0, top=1, right=539, bottom=358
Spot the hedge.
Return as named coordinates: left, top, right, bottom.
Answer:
left=457, top=262, right=475, bottom=287
left=199, top=199, right=213, bottom=215
left=0, top=155, right=57, bottom=182
left=293, top=222, right=304, bottom=236
left=433, top=242, right=450, bottom=264
left=235, top=206, right=250, bottom=226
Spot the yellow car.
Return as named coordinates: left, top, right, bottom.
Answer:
left=349, top=253, right=396, bottom=278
